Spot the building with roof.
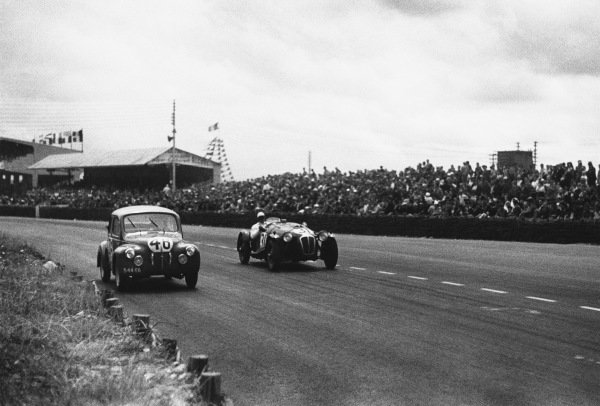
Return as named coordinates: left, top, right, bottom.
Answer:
left=0, top=136, right=81, bottom=194
left=29, top=147, right=221, bottom=189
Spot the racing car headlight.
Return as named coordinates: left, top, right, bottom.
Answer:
left=125, top=248, right=135, bottom=259
left=133, top=255, right=143, bottom=267
left=318, top=232, right=329, bottom=242
left=185, top=245, right=196, bottom=256
left=282, top=233, right=293, bottom=243
left=178, top=254, right=188, bottom=264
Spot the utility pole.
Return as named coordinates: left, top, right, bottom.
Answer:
left=170, top=100, right=176, bottom=192
left=533, top=141, right=538, bottom=167
left=308, top=150, right=312, bottom=174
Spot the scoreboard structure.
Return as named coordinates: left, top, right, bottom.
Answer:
left=497, top=150, right=533, bottom=170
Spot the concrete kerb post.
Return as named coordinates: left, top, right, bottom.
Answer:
left=100, top=289, right=114, bottom=307
left=132, top=314, right=150, bottom=332
left=161, top=338, right=179, bottom=362
left=109, top=304, right=124, bottom=323
left=90, top=284, right=228, bottom=403
left=199, top=371, right=223, bottom=405
left=187, top=354, right=209, bottom=375
left=132, top=314, right=152, bottom=343
left=105, top=297, right=119, bottom=308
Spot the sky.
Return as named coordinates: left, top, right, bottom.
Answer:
left=2, top=0, right=600, bottom=180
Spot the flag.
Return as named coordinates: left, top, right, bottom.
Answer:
left=208, top=122, right=219, bottom=132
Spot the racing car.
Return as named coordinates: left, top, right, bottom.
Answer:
left=236, top=217, right=338, bottom=271
left=97, top=205, right=200, bottom=290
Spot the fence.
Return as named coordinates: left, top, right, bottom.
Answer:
left=1, top=205, right=599, bottom=244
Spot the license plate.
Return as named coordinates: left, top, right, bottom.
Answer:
left=123, top=267, right=142, bottom=274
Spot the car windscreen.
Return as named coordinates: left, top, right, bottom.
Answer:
left=123, top=213, right=179, bottom=234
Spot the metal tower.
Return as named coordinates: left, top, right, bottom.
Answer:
left=205, top=137, right=234, bottom=182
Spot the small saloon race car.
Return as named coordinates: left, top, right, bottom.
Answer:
left=97, top=205, right=200, bottom=291
left=237, top=217, right=338, bottom=271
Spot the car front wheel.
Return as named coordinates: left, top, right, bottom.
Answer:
left=265, top=240, right=280, bottom=272
left=185, top=271, right=198, bottom=289
left=237, top=235, right=251, bottom=264
left=322, top=239, right=338, bottom=270
left=114, top=263, right=128, bottom=291
left=100, top=251, right=111, bottom=282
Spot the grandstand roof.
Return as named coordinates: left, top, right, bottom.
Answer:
left=29, top=147, right=217, bottom=170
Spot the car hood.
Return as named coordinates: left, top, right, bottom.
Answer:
left=124, top=232, right=183, bottom=245
left=267, top=222, right=314, bottom=236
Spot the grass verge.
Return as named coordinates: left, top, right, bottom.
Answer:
left=0, top=234, right=207, bottom=406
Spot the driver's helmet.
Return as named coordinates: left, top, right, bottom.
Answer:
left=257, top=211, right=265, bottom=222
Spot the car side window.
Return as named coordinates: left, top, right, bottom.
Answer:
left=111, top=217, right=121, bottom=237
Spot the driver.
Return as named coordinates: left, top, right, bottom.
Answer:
left=250, top=211, right=266, bottom=250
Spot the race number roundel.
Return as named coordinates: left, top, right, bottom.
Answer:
left=148, top=237, right=173, bottom=253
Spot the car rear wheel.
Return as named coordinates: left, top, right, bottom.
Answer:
left=237, top=235, right=251, bottom=264
left=185, top=271, right=198, bottom=289
left=265, top=240, right=280, bottom=272
left=322, top=239, right=338, bottom=270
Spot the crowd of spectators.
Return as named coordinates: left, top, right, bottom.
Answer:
left=2, top=159, right=600, bottom=221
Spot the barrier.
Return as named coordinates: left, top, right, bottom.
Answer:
left=91, top=280, right=229, bottom=405
left=2, top=205, right=600, bottom=244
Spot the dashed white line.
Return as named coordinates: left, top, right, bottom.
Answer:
left=408, top=276, right=428, bottom=281
left=377, top=271, right=396, bottom=275
left=441, top=281, right=464, bottom=287
left=526, top=296, right=557, bottom=303
left=580, top=306, right=600, bottom=312
left=480, top=288, right=508, bottom=294
left=349, top=267, right=366, bottom=271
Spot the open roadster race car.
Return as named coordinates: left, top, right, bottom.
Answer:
left=97, top=205, right=200, bottom=291
left=237, top=217, right=338, bottom=271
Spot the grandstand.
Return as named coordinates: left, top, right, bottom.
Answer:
left=28, top=147, right=221, bottom=189
left=0, top=136, right=81, bottom=193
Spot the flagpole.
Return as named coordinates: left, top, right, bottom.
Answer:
left=171, top=100, right=176, bottom=192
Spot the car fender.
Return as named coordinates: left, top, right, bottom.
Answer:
left=238, top=230, right=251, bottom=244
left=113, top=243, right=139, bottom=256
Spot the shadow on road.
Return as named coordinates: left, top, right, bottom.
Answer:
left=95, top=276, right=197, bottom=294
left=241, top=260, right=332, bottom=274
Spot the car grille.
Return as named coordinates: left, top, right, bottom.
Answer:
left=151, top=252, right=172, bottom=269
left=299, top=236, right=316, bottom=255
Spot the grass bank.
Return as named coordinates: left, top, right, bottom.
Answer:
left=0, top=234, right=203, bottom=406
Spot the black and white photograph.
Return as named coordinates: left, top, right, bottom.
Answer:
left=1, top=1, right=600, bottom=405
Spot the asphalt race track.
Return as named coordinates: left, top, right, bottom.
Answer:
left=1, top=216, right=599, bottom=406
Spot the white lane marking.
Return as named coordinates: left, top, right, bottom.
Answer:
left=481, top=306, right=504, bottom=312
left=441, top=281, right=464, bottom=287
left=580, top=306, right=600, bottom=312
left=408, top=275, right=428, bottom=281
left=377, top=271, right=396, bottom=275
left=526, top=296, right=557, bottom=303
left=481, top=288, right=508, bottom=294
left=349, top=267, right=366, bottom=271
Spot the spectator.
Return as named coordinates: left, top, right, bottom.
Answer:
left=586, top=162, right=597, bottom=189
left=4, top=158, right=600, bottom=221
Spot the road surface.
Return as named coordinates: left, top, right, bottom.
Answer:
left=1, top=216, right=599, bottom=406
